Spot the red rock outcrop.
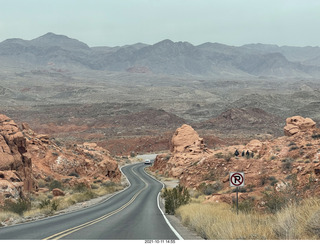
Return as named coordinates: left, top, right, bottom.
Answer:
left=152, top=124, right=212, bottom=178
left=52, top=188, right=65, bottom=197
left=24, top=128, right=122, bottom=184
left=151, top=117, right=320, bottom=208
left=0, top=114, right=122, bottom=204
left=284, top=116, right=316, bottom=136
left=0, top=115, right=36, bottom=203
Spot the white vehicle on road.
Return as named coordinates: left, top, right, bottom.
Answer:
left=144, top=159, right=151, bottom=165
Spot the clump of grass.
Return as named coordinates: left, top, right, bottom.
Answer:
left=0, top=211, right=20, bottom=224
left=273, top=198, right=320, bottom=239
left=176, top=202, right=274, bottom=239
left=176, top=196, right=320, bottom=240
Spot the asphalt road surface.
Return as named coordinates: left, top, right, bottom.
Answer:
left=0, top=163, right=182, bottom=240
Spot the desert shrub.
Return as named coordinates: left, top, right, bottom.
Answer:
left=68, top=171, right=79, bottom=178
left=73, top=182, right=88, bottom=192
left=263, top=190, right=288, bottom=214
left=268, top=176, right=278, bottom=186
left=90, top=184, right=99, bottom=189
left=50, top=200, right=59, bottom=211
left=311, top=134, right=320, bottom=140
left=2, top=199, right=31, bottom=216
left=269, top=155, right=277, bottom=161
left=288, top=141, right=297, bottom=146
left=234, top=197, right=255, bottom=213
left=202, top=171, right=217, bottom=181
left=38, top=198, right=59, bottom=213
left=259, top=175, right=268, bottom=186
left=214, top=152, right=224, bottom=158
left=162, top=185, right=190, bottom=215
left=289, top=146, right=299, bottom=151
left=201, top=182, right=223, bottom=195
left=39, top=199, right=51, bottom=209
left=232, top=187, right=247, bottom=193
left=48, top=180, right=63, bottom=191
left=37, top=179, right=47, bottom=188
left=101, top=181, right=116, bottom=188
left=281, top=158, right=294, bottom=171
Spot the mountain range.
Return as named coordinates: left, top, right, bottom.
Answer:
left=1, top=32, right=320, bottom=78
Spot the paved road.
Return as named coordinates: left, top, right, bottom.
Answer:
left=0, top=163, right=182, bottom=240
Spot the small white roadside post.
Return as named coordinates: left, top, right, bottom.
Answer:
left=229, top=172, right=245, bottom=215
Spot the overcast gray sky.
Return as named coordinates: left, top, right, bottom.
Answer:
left=0, top=0, right=319, bottom=47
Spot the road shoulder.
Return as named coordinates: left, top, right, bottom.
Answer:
left=158, top=196, right=204, bottom=240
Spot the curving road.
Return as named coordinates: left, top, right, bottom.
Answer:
left=0, top=163, right=182, bottom=240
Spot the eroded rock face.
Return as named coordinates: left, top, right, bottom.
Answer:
left=153, top=124, right=212, bottom=178
left=0, top=113, right=122, bottom=204
left=284, top=116, right=316, bottom=136
left=25, top=129, right=122, bottom=185
left=0, top=114, right=36, bottom=203
left=170, top=124, right=208, bottom=154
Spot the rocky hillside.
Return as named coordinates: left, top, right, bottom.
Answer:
left=193, top=107, right=284, bottom=137
left=1, top=32, right=320, bottom=78
left=151, top=116, right=320, bottom=208
left=0, top=114, right=121, bottom=204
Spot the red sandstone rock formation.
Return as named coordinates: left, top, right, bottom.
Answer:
left=284, top=116, right=316, bottom=136
left=151, top=117, right=320, bottom=208
left=0, top=115, right=36, bottom=203
left=0, top=114, right=121, bottom=204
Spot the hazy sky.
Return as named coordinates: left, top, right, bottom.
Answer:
left=0, top=0, right=319, bottom=47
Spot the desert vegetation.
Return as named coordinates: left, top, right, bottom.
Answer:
left=0, top=180, right=123, bottom=226
left=175, top=194, right=320, bottom=240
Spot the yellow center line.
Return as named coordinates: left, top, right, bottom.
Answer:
left=43, top=165, right=148, bottom=240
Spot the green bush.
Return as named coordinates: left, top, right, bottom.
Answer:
left=263, top=190, right=287, bottom=214
left=234, top=197, right=255, bottom=213
left=281, top=158, right=294, bottom=171
left=39, top=199, right=59, bottom=213
left=39, top=199, right=51, bottom=209
left=73, top=182, right=88, bottom=192
left=2, top=199, right=31, bottom=216
left=48, top=180, right=63, bottom=191
left=200, top=182, right=223, bottom=195
left=162, top=185, right=190, bottom=215
left=68, top=171, right=79, bottom=178
left=311, top=134, right=320, bottom=140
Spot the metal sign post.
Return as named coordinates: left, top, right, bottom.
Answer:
left=229, top=172, right=245, bottom=215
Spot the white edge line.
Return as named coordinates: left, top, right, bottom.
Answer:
left=144, top=166, right=184, bottom=240
left=157, top=192, right=184, bottom=240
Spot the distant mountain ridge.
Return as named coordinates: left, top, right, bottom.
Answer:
left=1, top=32, right=320, bottom=78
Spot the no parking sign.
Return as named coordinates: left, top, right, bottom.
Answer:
left=229, top=172, right=245, bottom=187
left=230, top=172, right=245, bottom=215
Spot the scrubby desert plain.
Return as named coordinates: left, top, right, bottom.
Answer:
left=1, top=33, right=320, bottom=239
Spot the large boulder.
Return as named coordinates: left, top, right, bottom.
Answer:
left=170, top=124, right=208, bottom=154
left=284, top=116, right=316, bottom=136
left=0, top=114, right=36, bottom=199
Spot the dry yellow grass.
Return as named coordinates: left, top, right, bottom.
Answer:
left=273, top=198, right=320, bottom=239
left=176, top=202, right=274, bottom=239
left=0, top=211, right=20, bottom=223
left=176, top=197, right=320, bottom=240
